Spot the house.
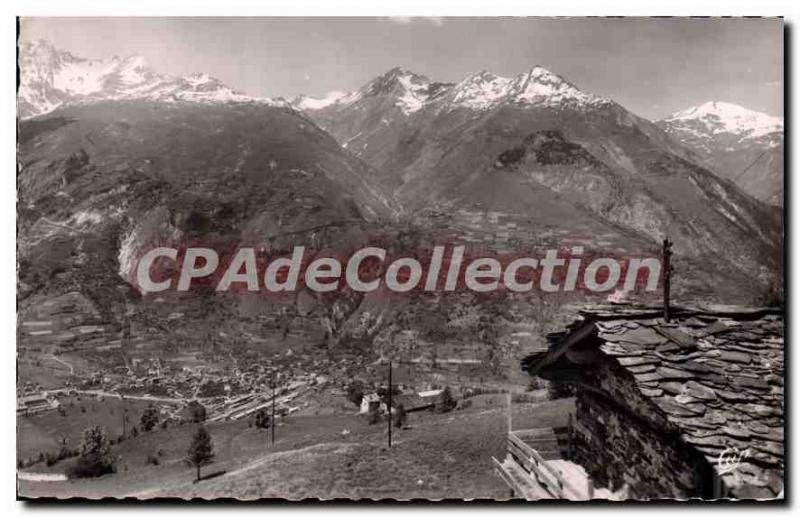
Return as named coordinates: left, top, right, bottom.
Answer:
left=360, top=393, right=382, bottom=414
left=17, top=393, right=59, bottom=416
left=521, top=304, right=784, bottom=500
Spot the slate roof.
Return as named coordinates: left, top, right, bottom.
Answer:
left=524, top=304, right=784, bottom=499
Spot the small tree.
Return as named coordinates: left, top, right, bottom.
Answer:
left=254, top=408, right=272, bottom=429
left=187, top=426, right=214, bottom=481
left=438, top=387, right=457, bottom=413
left=393, top=403, right=407, bottom=428
left=187, top=401, right=207, bottom=423
left=68, top=425, right=115, bottom=478
left=346, top=380, right=364, bottom=407
left=140, top=404, right=159, bottom=432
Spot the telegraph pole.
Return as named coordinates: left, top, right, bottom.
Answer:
left=121, top=395, right=127, bottom=437
left=662, top=238, right=673, bottom=322
left=270, top=372, right=276, bottom=447
left=387, top=360, right=392, bottom=448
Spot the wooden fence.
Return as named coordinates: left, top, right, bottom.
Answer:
left=494, top=423, right=594, bottom=500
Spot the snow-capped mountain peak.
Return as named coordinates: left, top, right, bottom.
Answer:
left=444, top=65, right=609, bottom=111
left=291, top=68, right=442, bottom=115
left=450, top=71, right=513, bottom=109
left=665, top=101, right=783, bottom=139
left=507, top=65, right=608, bottom=107
left=288, top=65, right=611, bottom=117
left=362, top=67, right=439, bottom=114
left=657, top=101, right=784, bottom=205
left=18, top=39, right=278, bottom=119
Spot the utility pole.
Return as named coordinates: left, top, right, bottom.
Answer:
left=270, top=372, right=276, bottom=447
left=662, top=238, right=673, bottom=322
left=387, top=360, right=392, bottom=448
left=121, top=395, right=127, bottom=437
left=507, top=392, right=512, bottom=435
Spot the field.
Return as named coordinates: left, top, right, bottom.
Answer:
left=17, top=395, right=174, bottom=463
left=18, top=394, right=575, bottom=500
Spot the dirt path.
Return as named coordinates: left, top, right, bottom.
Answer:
left=17, top=472, right=68, bottom=482
left=125, top=441, right=358, bottom=499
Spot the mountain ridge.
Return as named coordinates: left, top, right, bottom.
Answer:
left=292, top=65, right=611, bottom=115
left=18, top=39, right=281, bottom=119
left=297, top=67, right=782, bottom=302
left=658, top=101, right=783, bottom=205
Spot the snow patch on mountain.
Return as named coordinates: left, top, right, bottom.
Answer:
left=664, top=101, right=783, bottom=140
left=292, top=90, right=361, bottom=110
left=450, top=71, right=513, bottom=109
left=394, top=73, right=433, bottom=114
left=508, top=66, right=607, bottom=107
left=444, top=66, right=609, bottom=111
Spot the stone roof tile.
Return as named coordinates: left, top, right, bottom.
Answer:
left=523, top=305, right=784, bottom=499
left=592, top=308, right=784, bottom=498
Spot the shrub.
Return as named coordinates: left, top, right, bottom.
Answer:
left=393, top=404, right=407, bottom=428
left=187, top=401, right=207, bottom=423
left=346, top=380, right=364, bottom=407
left=145, top=454, right=160, bottom=466
left=45, top=452, right=59, bottom=467
left=437, top=387, right=457, bottom=413
left=140, top=405, right=159, bottom=432
left=254, top=408, right=272, bottom=429
left=67, top=426, right=115, bottom=479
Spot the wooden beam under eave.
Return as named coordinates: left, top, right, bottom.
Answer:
left=522, top=320, right=598, bottom=378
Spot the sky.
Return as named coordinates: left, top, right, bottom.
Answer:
left=19, top=17, right=784, bottom=119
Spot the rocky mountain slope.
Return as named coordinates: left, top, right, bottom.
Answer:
left=658, top=101, right=784, bottom=205
left=18, top=39, right=277, bottom=119
left=17, top=100, right=397, bottom=357
left=298, top=67, right=782, bottom=302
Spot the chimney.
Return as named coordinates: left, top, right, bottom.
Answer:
left=662, top=238, right=673, bottom=322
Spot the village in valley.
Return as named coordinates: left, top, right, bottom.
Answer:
left=16, top=280, right=785, bottom=500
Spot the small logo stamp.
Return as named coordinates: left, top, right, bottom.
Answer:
left=718, top=446, right=751, bottom=481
